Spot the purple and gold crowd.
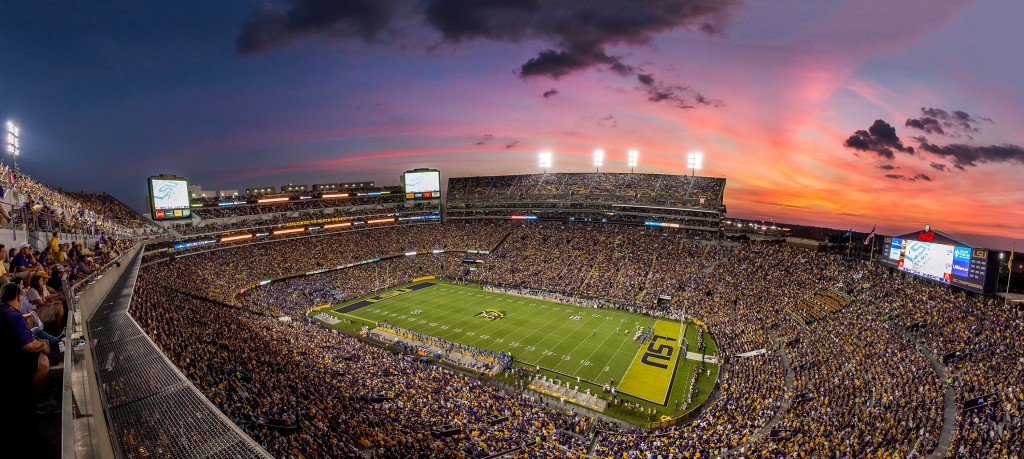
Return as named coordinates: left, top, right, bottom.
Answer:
left=128, top=220, right=1020, bottom=458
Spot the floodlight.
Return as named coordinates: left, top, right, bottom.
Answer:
left=539, top=151, right=552, bottom=170
left=593, top=149, right=604, bottom=171
left=6, top=121, right=20, bottom=171
left=627, top=149, right=638, bottom=172
left=6, top=121, right=19, bottom=155
left=687, top=151, right=703, bottom=175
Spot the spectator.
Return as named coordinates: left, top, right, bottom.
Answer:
left=11, top=242, right=40, bottom=280
left=6, top=247, right=16, bottom=271
left=26, top=273, right=64, bottom=334
left=46, top=265, right=65, bottom=292
left=0, top=282, right=54, bottom=414
left=77, top=257, right=94, bottom=276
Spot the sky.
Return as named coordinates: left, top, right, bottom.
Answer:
left=0, top=0, right=1021, bottom=249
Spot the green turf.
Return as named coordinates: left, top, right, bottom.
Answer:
left=321, top=281, right=719, bottom=424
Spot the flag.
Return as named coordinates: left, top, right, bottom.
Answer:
left=842, top=229, right=852, bottom=238
left=864, top=225, right=876, bottom=245
left=1010, top=242, right=1015, bottom=270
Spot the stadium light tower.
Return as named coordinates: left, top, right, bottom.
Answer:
left=627, top=149, right=638, bottom=173
left=5, top=121, right=20, bottom=172
left=539, top=151, right=552, bottom=172
left=687, top=151, right=703, bottom=176
left=593, top=149, right=604, bottom=173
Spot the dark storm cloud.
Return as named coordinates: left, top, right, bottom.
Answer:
left=636, top=73, right=720, bottom=109
left=877, top=164, right=898, bottom=171
left=883, top=173, right=931, bottom=182
left=598, top=115, right=617, bottom=128
left=521, top=46, right=616, bottom=79
left=904, top=107, right=991, bottom=140
left=929, top=162, right=946, bottom=172
left=918, top=142, right=1024, bottom=169
left=237, top=0, right=402, bottom=55
left=239, top=0, right=738, bottom=82
left=422, top=0, right=738, bottom=79
left=542, top=88, right=559, bottom=98
left=843, top=119, right=915, bottom=160
left=904, top=117, right=944, bottom=136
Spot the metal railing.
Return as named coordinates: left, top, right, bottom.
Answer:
left=60, top=244, right=272, bottom=459
left=61, top=243, right=140, bottom=459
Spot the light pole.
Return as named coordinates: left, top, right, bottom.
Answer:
left=593, top=149, right=604, bottom=173
left=6, top=121, right=20, bottom=172
left=627, top=149, right=638, bottom=173
left=687, top=151, right=703, bottom=176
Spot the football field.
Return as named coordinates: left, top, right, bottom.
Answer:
left=322, top=281, right=719, bottom=416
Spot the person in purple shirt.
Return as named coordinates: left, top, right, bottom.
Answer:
left=11, top=242, right=40, bottom=280
left=0, top=281, right=52, bottom=414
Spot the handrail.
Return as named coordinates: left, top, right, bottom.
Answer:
left=61, top=281, right=76, bottom=458
left=70, top=244, right=136, bottom=295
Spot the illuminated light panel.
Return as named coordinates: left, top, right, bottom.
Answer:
left=367, top=218, right=395, bottom=224
left=272, top=227, right=305, bottom=235
left=539, top=151, right=552, bottom=169
left=687, top=151, right=703, bottom=170
left=220, top=234, right=253, bottom=243
left=322, top=193, right=349, bottom=199
left=644, top=221, right=680, bottom=228
left=323, top=222, right=352, bottom=229
left=510, top=215, right=538, bottom=220
left=258, top=197, right=290, bottom=203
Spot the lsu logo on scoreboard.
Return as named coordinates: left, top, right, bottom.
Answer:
left=475, top=309, right=506, bottom=321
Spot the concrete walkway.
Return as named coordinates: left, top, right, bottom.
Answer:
left=685, top=351, right=720, bottom=364
left=906, top=330, right=957, bottom=458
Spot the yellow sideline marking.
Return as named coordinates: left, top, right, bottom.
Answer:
left=616, top=320, right=681, bottom=405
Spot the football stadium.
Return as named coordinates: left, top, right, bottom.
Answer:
left=3, top=3, right=1024, bottom=459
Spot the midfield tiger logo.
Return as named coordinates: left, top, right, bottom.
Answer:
left=475, top=309, right=507, bottom=321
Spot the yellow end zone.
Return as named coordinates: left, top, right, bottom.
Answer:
left=616, top=320, right=683, bottom=405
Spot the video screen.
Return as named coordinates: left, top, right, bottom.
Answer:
left=404, top=170, right=440, bottom=200
left=889, top=238, right=955, bottom=283
left=882, top=237, right=990, bottom=294
left=149, top=178, right=192, bottom=220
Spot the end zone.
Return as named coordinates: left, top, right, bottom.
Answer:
left=334, top=282, right=436, bottom=314
left=616, top=320, right=683, bottom=405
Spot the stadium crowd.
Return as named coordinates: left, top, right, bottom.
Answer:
left=0, top=163, right=153, bottom=236
left=125, top=219, right=1020, bottom=458
left=174, top=202, right=439, bottom=238
left=447, top=173, right=725, bottom=210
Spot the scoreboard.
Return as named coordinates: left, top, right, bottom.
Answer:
left=148, top=175, right=192, bottom=220
left=878, top=235, right=997, bottom=294
left=403, top=169, right=441, bottom=200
